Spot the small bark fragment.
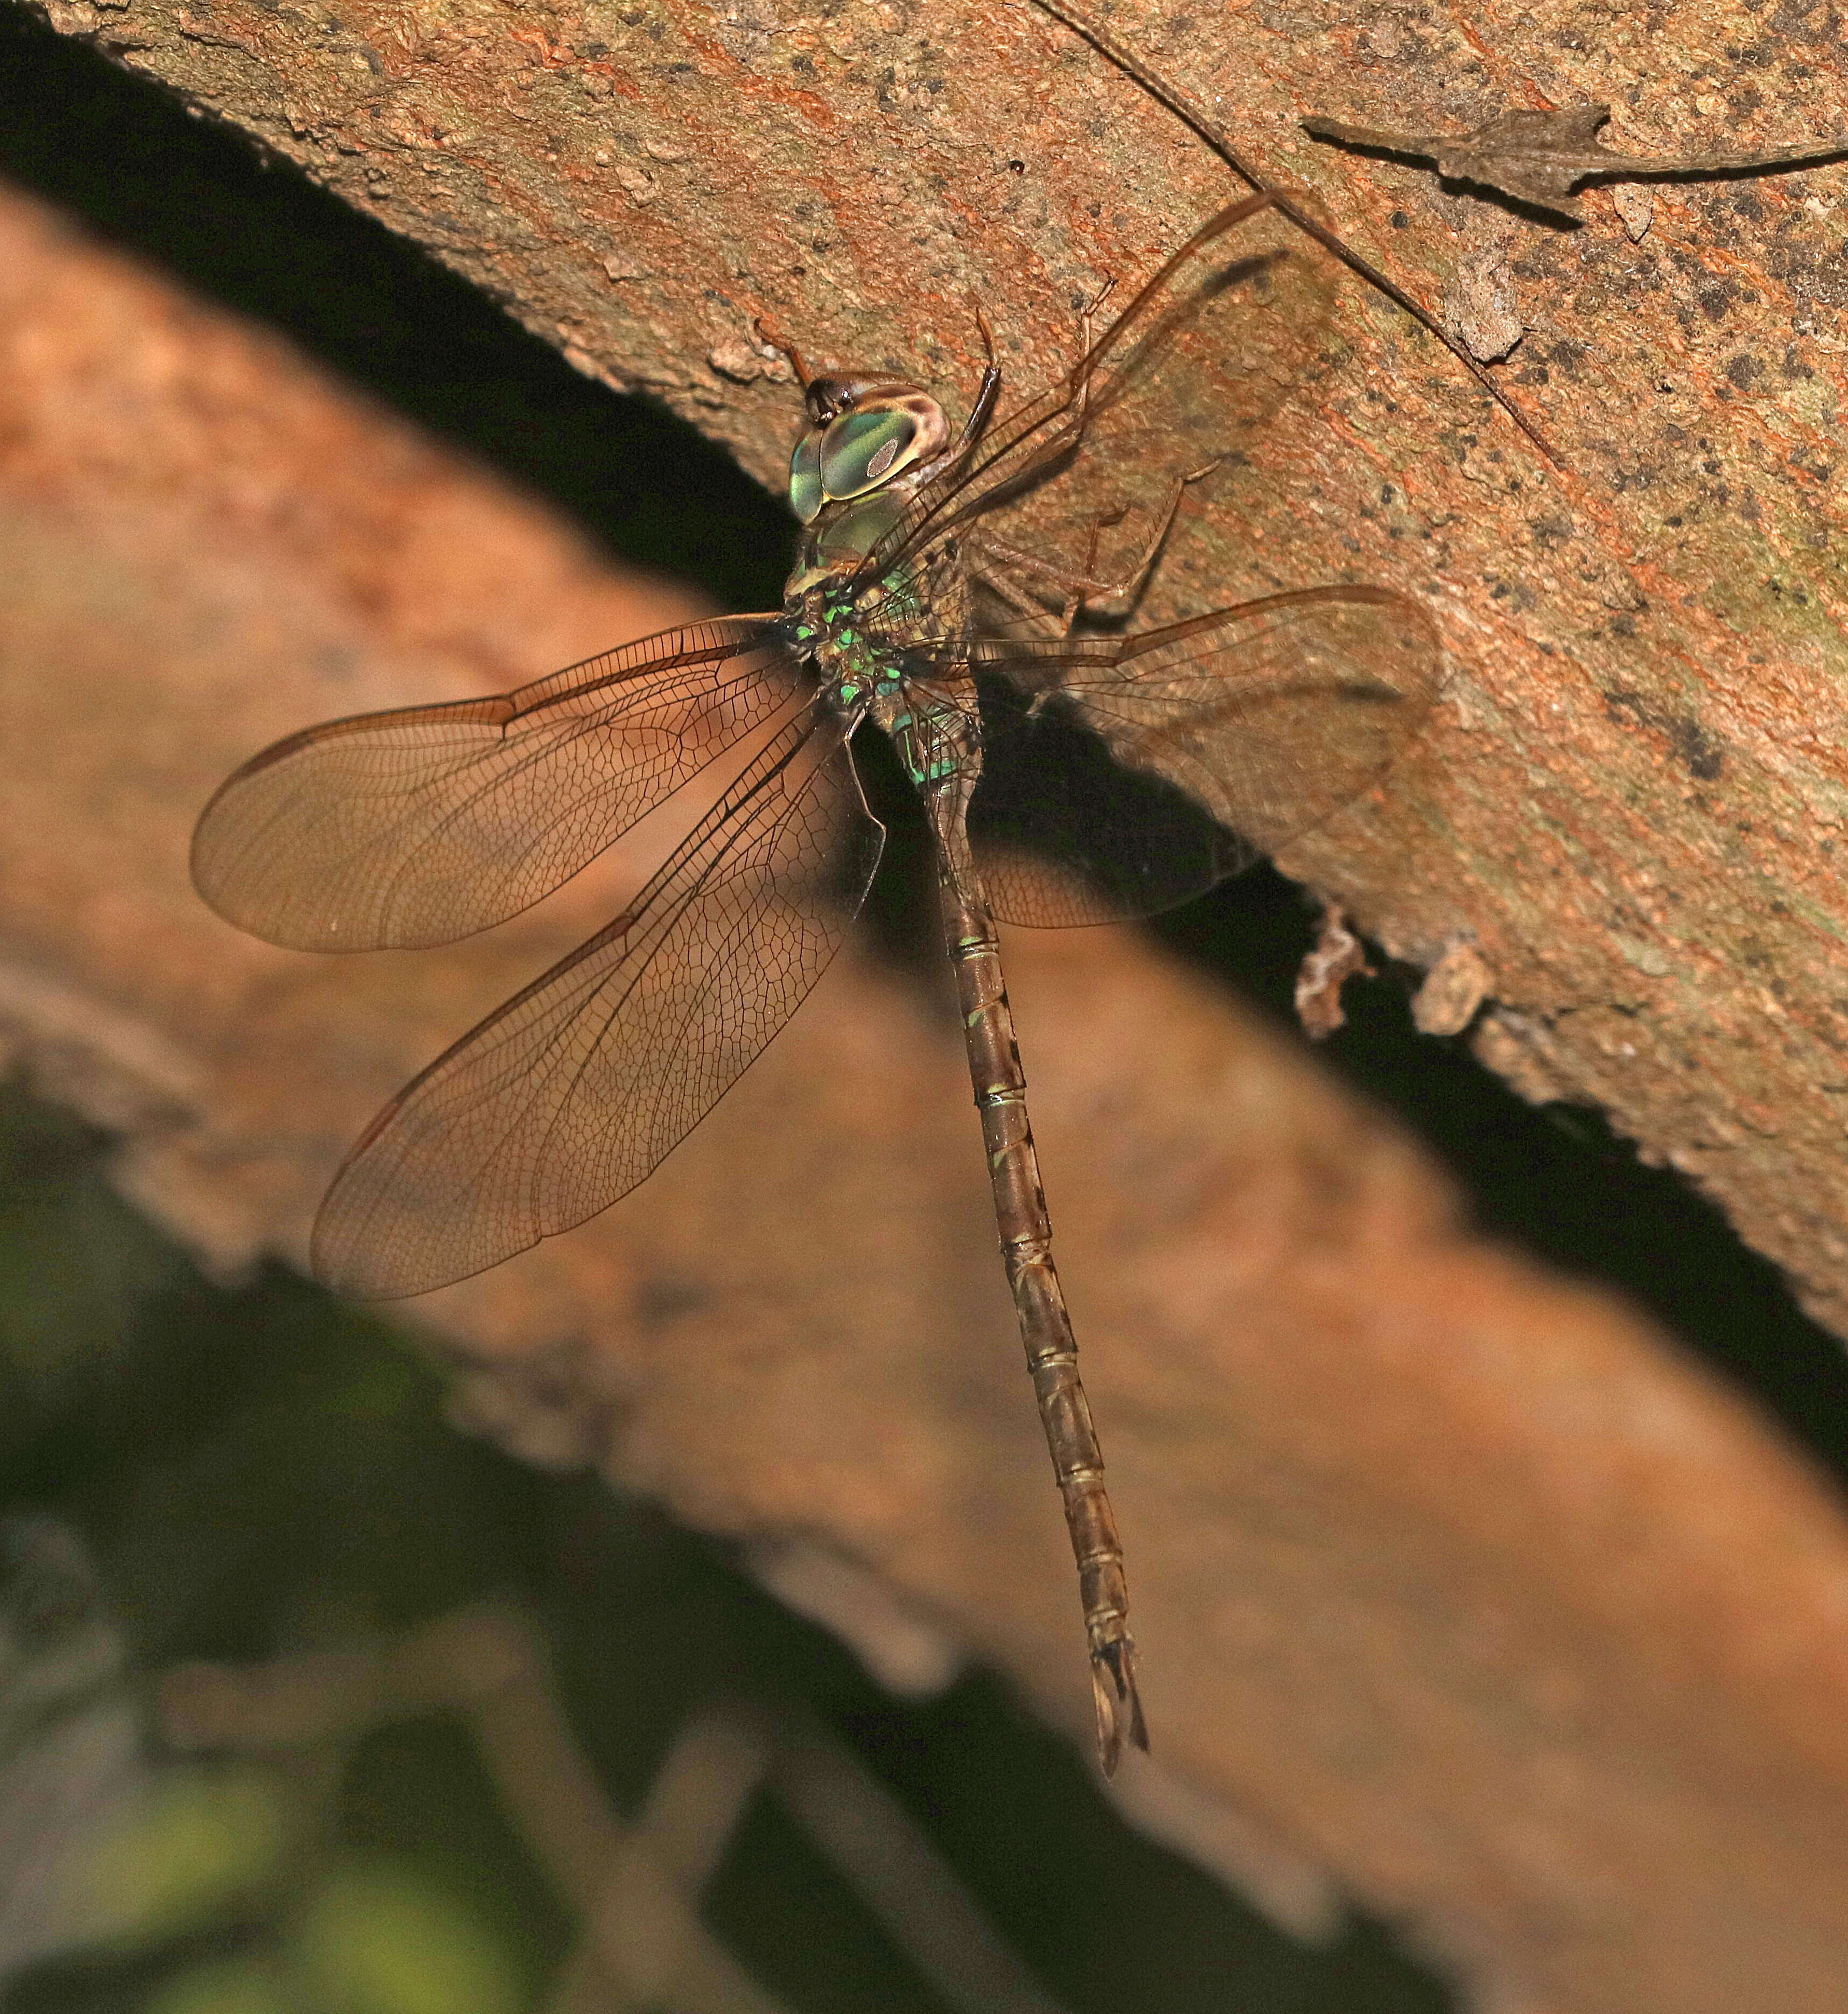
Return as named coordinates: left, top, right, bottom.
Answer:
left=1294, top=903, right=1373, bottom=1039
left=1412, top=941, right=1493, bottom=1037
left=1444, top=230, right=1524, bottom=363
left=1612, top=183, right=1656, bottom=241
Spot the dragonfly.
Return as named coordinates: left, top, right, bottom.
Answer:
left=190, top=189, right=1441, bottom=1773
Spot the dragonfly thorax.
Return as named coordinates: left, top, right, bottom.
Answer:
left=787, top=579, right=976, bottom=793
left=791, top=581, right=908, bottom=704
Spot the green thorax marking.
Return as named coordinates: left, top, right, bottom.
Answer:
left=794, top=579, right=904, bottom=693
left=785, top=581, right=965, bottom=791
left=782, top=484, right=970, bottom=791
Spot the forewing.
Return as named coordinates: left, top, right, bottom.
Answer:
left=191, top=617, right=798, bottom=950
left=863, top=197, right=1336, bottom=593
left=954, top=586, right=1440, bottom=925
left=311, top=704, right=882, bottom=1299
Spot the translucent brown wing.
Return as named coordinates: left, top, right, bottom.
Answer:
left=947, top=586, right=1441, bottom=926
left=191, top=616, right=797, bottom=950
left=862, top=195, right=1335, bottom=589
left=311, top=703, right=881, bottom=1299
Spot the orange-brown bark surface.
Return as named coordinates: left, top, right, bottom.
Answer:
left=6, top=150, right=1848, bottom=2010
left=31, top=0, right=1848, bottom=1334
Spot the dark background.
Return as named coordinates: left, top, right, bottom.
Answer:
left=2, top=7, right=1843, bottom=2010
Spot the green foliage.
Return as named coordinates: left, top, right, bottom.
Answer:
left=0, top=1062, right=1451, bottom=2014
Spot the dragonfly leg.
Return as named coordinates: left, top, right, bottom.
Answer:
left=1059, top=459, right=1220, bottom=633
left=965, top=457, right=1214, bottom=634
left=965, top=546, right=1084, bottom=639
left=752, top=312, right=813, bottom=387
left=963, top=530, right=1126, bottom=607
left=928, top=780, right=1148, bottom=1774
left=917, top=303, right=1005, bottom=498
left=1065, top=276, right=1112, bottom=431
left=948, top=301, right=1002, bottom=460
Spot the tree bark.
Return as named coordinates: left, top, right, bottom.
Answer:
left=31, top=0, right=1848, bottom=1335
left=8, top=3, right=1848, bottom=2009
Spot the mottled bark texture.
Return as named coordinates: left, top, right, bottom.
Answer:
left=30, top=0, right=1848, bottom=1336
left=6, top=0, right=1848, bottom=2004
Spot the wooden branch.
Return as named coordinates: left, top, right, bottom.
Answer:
left=7, top=2, right=1848, bottom=2004
left=29, top=0, right=1848, bottom=1341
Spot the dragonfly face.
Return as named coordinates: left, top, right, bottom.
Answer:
left=787, top=377, right=951, bottom=525
left=784, top=368, right=968, bottom=594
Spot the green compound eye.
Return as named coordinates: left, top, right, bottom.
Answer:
left=789, top=431, right=825, bottom=525
left=818, top=406, right=919, bottom=500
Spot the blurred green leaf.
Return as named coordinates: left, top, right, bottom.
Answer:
left=89, top=1765, right=296, bottom=1943
left=0, top=1080, right=189, bottom=1435
left=144, top=1955, right=296, bottom=2014
left=291, top=1862, right=524, bottom=2014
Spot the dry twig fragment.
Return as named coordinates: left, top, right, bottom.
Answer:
left=159, top=1609, right=1071, bottom=2014
left=1026, top=0, right=1557, bottom=458
left=1303, top=103, right=1848, bottom=219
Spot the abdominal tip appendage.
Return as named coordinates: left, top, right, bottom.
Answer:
left=1092, top=1642, right=1150, bottom=1777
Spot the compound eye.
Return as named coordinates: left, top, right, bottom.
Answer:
left=789, top=430, right=826, bottom=524
left=817, top=405, right=921, bottom=500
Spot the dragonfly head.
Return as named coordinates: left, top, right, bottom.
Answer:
left=788, top=376, right=951, bottom=526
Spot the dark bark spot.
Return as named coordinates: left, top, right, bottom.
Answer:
left=1604, top=689, right=1726, bottom=780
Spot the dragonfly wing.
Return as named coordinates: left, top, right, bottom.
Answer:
left=863, top=197, right=1334, bottom=590
left=191, top=616, right=799, bottom=950
left=956, top=585, right=1441, bottom=926
left=965, top=670, right=1252, bottom=926
left=311, top=703, right=882, bottom=1299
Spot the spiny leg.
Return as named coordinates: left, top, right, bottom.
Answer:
left=948, top=302, right=1003, bottom=462
left=963, top=276, right=1216, bottom=631
left=967, top=523, right=1136, bottom=647
left=968, top=551, right=1067, bottom=634
left=965, top=459, right=1219, bottom=633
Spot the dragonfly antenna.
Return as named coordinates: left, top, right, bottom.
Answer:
left=754, top=313, right=814, bottom=388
